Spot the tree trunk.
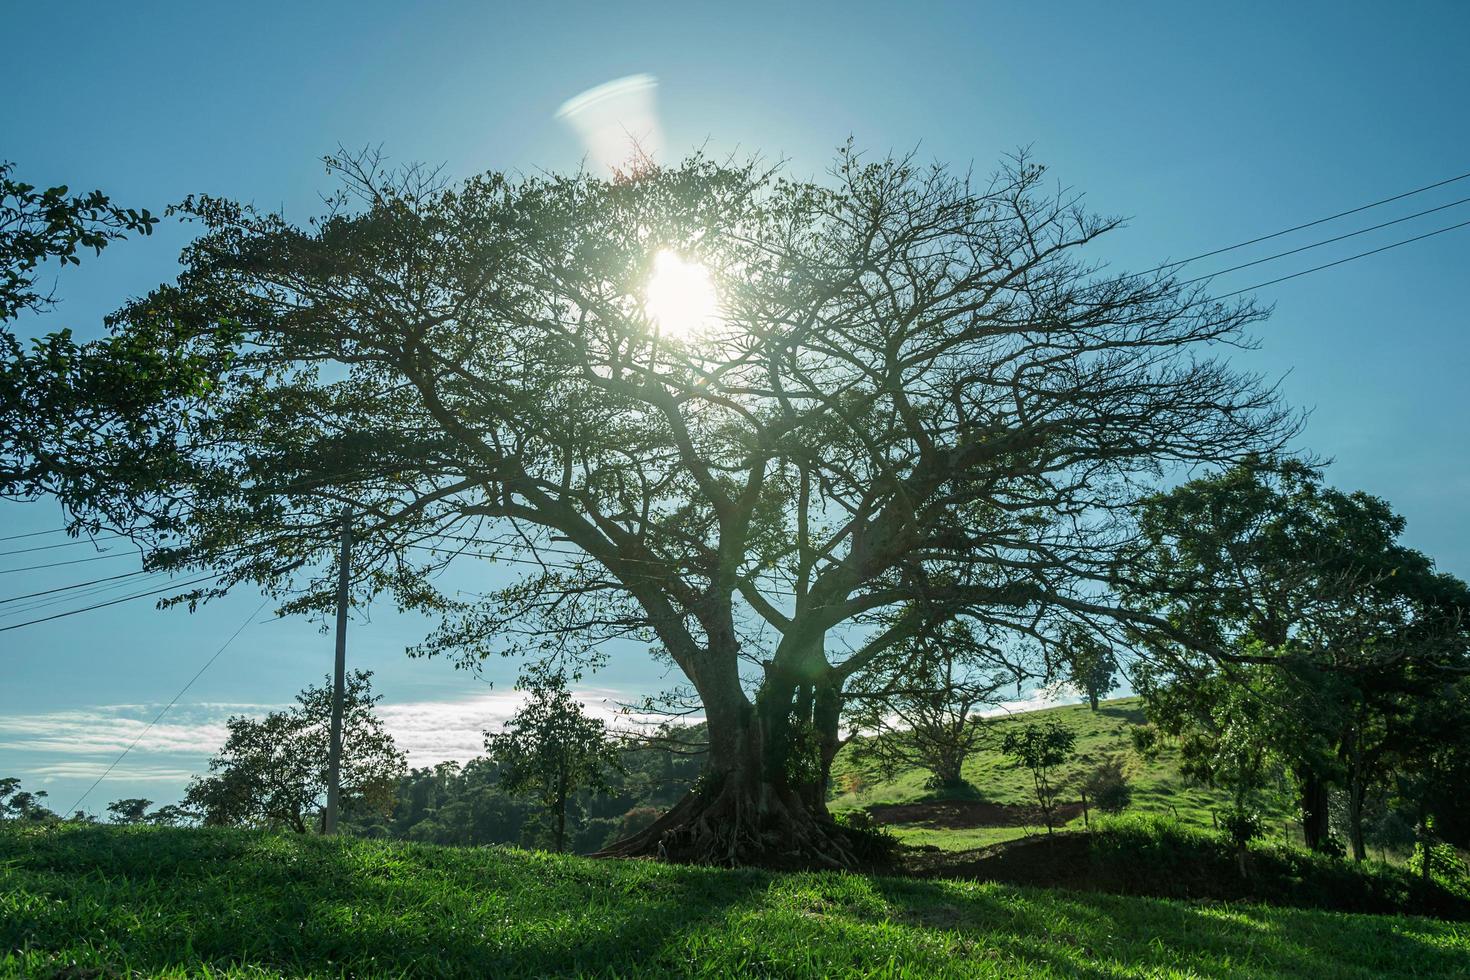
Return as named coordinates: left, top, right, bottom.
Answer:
left=1345, top=733, right=1367, bottom=863
left=1347, top=776, right=1367, bottom=864
left=1088, top=688, right=1099, bottom=712
left=1298, top=768, right=1331, bottom=852
left=555, top=789, right=567, bottom=854
left=595, top=657, right=860, bottom=869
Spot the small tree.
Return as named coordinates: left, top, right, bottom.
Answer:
left=1057, top=625, right=1118, bottom=711
left=1000, top=720, right=1077, bottom=834
left=105, top=797, right=196, bottom=827
left=486, top=673, right=622, bottom=853
left=0, top=777, right=57, bottom=822
left=1078, top=756, right=1132, bottom=822
left=106, top=798, right=153, bottom=825
left=847, top=621, right=1020, bottom=790
left=184, top=669, right=405, bottom=832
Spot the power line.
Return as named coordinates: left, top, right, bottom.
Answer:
left=0, top=552, right=132, bottom=575
left=1132, top=166, right=1470, bottom=278
left=1176, top=194, right=1470, bottom=287
left=0, top=569, right=177, bottom=619
left=0, top=569, right=151, bottom=606
left=1213, top=216, right=1470, bottom=301
left=0, top=527, right=72, bottom=543
left=65, top=596, right=270, bottom=816
left=0, top=535, right=122, bottom=558
left=0, top=571, right=223, bottom=632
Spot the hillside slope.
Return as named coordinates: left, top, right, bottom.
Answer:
left=3, top=824, right=1468, bottom=978
left=829, top=697, right=1293, bottom=851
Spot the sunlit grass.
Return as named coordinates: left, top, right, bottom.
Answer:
left=2, top=823, right=1465, bottom=978
left=829, top=698, right=1299, bottom=842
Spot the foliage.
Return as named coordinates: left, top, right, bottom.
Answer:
left=846, top=620, right=1022, bottom=790
left=0, top=777, right=56, bottom=823
left=830, top=808, right=900, bottom=863
left=341, top=721, right=706, bottom=852
left=1079, top=756, right=1132, bottom=815
left=485, top=673, right=623, bottom=852
left=8, top=824, right=1468, bottom=978
left=1409, top=841, right=1470, bottom=902
left=829, top=698, right=1299, bottom=853
left=105, top=798, right=151, bottom=825
left=183, top=670, right=405, bottom=832
left=105, top=798, right=196, bottom=827
left=1123, top=459, right=1470, bottom=859
left=1000, top=720, right=1077, bottom=833
left=1056, top=624, right=1118, bottom=711
left=15, top=146, right=1294, bottom=863
left=0, top=160, right=156, bottom=322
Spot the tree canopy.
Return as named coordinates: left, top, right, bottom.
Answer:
left=184, top=669, right=405, bottom=832
left=486, top=673, right=623, bottom=853
left=12, top=147, right=1296, bottom=865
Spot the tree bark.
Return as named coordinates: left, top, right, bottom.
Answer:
left=1298, top=768, right=1331, bottom=852
left=595, top=654, right=861, bottom=868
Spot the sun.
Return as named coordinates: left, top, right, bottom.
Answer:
left=645, top=250, right=718, bottom=338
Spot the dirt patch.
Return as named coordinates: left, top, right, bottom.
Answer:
left=866, top=799, right=1084, bottom=830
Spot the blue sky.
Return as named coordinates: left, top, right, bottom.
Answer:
left=4, top=0, right=1469, bottom=813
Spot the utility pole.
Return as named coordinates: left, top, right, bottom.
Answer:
left=323, top=507, right=352, bottom=834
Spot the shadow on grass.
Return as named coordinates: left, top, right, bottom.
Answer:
left=2, top=825, right=768, bottom=977
left=5, top=825, right=1466, bottom=979
left=868, top=874, right=1470, bottom=980
left=1094, top=701, right=1147, bottom=726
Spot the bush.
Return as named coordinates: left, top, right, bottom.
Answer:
left=1220, top=808, right=1264, bottom=849
left=833, top=809, right=899, bottom=864
left=1410, top=842, right=1470, bottom=901
left=1080, top=758, right=1132, bottom=814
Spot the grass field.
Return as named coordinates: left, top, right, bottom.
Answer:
left=829, top=698, right=1299, bottom=851
left=3, top=823, right=1468, bottom=978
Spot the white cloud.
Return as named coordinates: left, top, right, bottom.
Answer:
left=0, top=686, right=665, bottom=777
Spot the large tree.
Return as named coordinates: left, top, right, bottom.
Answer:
left=17, top=148, right=1292, bottom=865
left=1122, top=460, right=1470, bottom=857
left=1, top=161, right=159, bottom=499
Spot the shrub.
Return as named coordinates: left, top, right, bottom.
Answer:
left=833, top=809, right=899, bottom=864
left=1410, top=842, right=1470, bottom=901
left=1080, top=757, right=1132, bottom=815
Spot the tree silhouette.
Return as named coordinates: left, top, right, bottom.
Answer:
left=18, top=147, right=1293, bottom=865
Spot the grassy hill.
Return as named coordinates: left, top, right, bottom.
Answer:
left=4, top=823, right=1469, bottom=978
left=829, top=697, right=1295, bottom=852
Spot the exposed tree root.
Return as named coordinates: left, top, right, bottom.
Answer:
left=594, top=772, right=862, bottom=870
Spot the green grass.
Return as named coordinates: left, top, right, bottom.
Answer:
left=888, top=824, right=1034, bottom=852
left=4, top=823, right=1469, bottom=978
left=830, top=698, right=1296, bottom=842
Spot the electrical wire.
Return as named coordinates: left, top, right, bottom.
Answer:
left=0, top=569, right=152, bottom=606
left=0, top=535, right=122, bottom=558
left=0, top=527, right=72, bottom=542
left=0, top=552, right=132, bottom=575
left=1129, top=167, right=1470, bottom=278
left=1175, top=194, right=1470, bottom=288
left=1213, top=217, right=1470, bottom=300
left=0, top=571, right=223, bottom=632
left=64, top=596, right=270, bottom=816
left=0, top=569, right=179, bottom=619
